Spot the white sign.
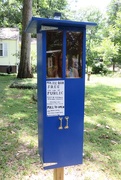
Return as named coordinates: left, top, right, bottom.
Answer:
left=41, top=25, right=58, bottom=31
left=46, top=80, right=65, bottom=116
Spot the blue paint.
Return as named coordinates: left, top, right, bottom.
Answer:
left=26, top=17, right=96, bottom=170
left=26, top=17, right=96, bottom=33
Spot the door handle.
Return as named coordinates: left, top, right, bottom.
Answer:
left=58, top=117, right=63, bottom=130
left=64, top=116, right=69, bottom=129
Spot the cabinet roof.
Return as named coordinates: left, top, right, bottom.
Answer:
left=26, top=17, right=97, bottom=33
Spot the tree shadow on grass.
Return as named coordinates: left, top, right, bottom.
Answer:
left=0, top=128, right=41, bottom=179
left=84, top=121, right=121, bottom=178
left=0, top=75, right=42, bottom=179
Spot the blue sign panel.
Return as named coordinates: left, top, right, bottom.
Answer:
left=26, top=17, right=96, bottom=170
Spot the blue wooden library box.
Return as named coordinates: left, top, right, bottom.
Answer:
left=26, top=17, right=96, bottom=170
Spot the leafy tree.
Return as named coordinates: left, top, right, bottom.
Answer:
left=73, top=7, right=105, bottom=72
left=0, top=0, right=68, bottom=30
left=0, top=1, right=22, bottom=29
left=106, top=0, right=121, bottom=70
left=95, top=37, right=119, bottom=69
left=107, top=0, right=121, bottom=25
left=33, top=0, right=68, bottom=18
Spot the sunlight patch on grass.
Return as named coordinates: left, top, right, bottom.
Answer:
left=114, top=103, right=121, bottom=113
left=11, top=112, right=29, bottom=119
left=86, top=75, right=121, bottom=88
left=84, top=115, right=98, bottom=125
left=18, top=132, right=37, bottom=147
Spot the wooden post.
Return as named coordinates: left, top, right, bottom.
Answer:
left=87, top=72, right=91, bottom=81
left=54, top=168, right=64, bottom=180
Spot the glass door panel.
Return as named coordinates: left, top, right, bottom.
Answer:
left=46, top=30, right=63, bottom=78
left=66, top=31, right=83, bottom=78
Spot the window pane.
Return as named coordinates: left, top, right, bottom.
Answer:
left=0, top=50, right=3, bottom=56
left=4, top=43, right=7, bottom=56
left=46, top=31, right=63, bottom=78
left=0, top=44, right=3, bottom=56
left=66, top=32, right=83, bottom=78
left=0, top=44, right=3, bottom=50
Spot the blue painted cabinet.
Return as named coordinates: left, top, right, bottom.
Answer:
left=26, top=17, right=96, bottom=169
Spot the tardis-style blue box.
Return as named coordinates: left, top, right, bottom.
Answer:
left=26, top=17, right=96, bottom=170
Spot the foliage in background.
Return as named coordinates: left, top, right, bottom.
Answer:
left=95, top=38, right=119, bottom=67
left=92, top=62, right=109, bottom=75
left=0, top=0, right=68, bottom=30
left=0, top=1, right=22, bottom=30
left=1, top=0, right=121, bottom=74
left=106, top=0, right=121, bottom=70
left=33, top=0, right=68, bottom=18
left=67, top=0, right=121, bottom=73
left=64, top=6, right=106, bottom=72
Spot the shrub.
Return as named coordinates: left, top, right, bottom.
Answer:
left=92, top=62, right=108, bottom=75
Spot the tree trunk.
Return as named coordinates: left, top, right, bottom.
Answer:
left=17, top=0, right=33, bottom=78
left=113, top=62, right=116, bottom=72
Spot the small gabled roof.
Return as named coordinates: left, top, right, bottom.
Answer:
left=26, top=17, right=97, bottom=33
left=0, top=28, right=19, bottom=40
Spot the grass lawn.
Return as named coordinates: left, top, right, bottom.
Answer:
left=0, top=74, right=121, bottom=180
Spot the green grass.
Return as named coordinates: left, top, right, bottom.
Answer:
left=84, top=75, right=121, bottom=180
left=0, top=75, right=39, bottom=179
left=0, top=74, right=121, bottom=179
